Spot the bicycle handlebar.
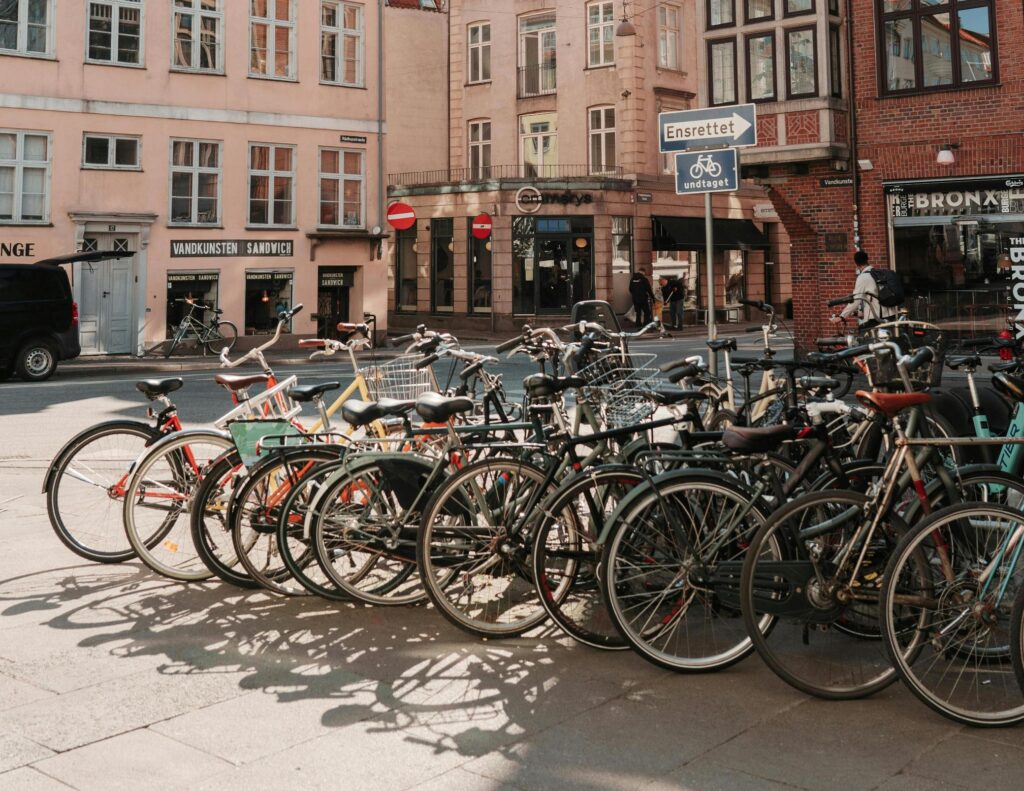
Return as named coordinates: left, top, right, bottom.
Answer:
left=828, top=294, right=855, bottom=307
left=904, top=346, right=934, bottom=373
left=414, top=354, right=439, bottom=370
left=219, top=304, right=302, bottom=368
left=739, top=298, right=773, bottom=313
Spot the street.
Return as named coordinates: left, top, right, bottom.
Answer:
left=1, top=339, right=1022, bottom=791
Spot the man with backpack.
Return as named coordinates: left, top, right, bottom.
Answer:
left=832, top=250, right=901, bottom=328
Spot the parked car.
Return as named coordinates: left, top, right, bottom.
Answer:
left=0, top=251, right=125, bottom=382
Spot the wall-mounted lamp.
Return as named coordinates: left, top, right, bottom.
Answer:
left=937, top=144, right=960, bottom=166
left=484, top=240, right=492, bottom=252
left=856, top=159, right=873, bottom=171
left=575, top=237, right=589, bottom=249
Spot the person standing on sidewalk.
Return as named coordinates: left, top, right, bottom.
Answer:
left=830, top=250, right=897, bottom=330
left=659, top=275, right=686, bottom=330
left=628, top=272, right=655, bottom=327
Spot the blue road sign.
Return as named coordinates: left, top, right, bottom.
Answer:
left=675, top=149, right=739, bottom=195
left=659, top=105, right=757, bottom=152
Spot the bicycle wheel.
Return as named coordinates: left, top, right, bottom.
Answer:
left=417, top=457, right=553, bottom=638
left=163, top=327, right=184, bottom=359
left=601, top=472, right=771, bottom=672
left=531, top=465, right=644, bottom=650
left=45, top=420, right=158, bottom=563
left=881, top=503, right=1024, bottom=727
left=190, top=449, right=255, bottom=589
left=203, top=321, right=237, bottom=356
left=122, top=430, right=234, bottom=581
left=1011, top=584, right=1024, bottom=696
left=741, top=489, right=906, bottom=699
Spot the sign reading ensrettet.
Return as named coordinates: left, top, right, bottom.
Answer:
left=170, top=240, right=295, bottom=257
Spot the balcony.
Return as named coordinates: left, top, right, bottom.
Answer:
left=517, top=63, right=556, bottom=98
left=388, top=164, right=624, bottom=188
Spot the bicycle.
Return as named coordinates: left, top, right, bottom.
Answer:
left=163, top=298, right=237, bottom=358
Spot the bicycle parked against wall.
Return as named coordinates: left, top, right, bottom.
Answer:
left=163, top=298, right=238, bottom=358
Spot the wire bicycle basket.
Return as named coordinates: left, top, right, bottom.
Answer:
left=575, top=352, right=663, bottom=429
left=863, top=321, right=946, bottom=390
left=362, top=354, right=434, bottom=401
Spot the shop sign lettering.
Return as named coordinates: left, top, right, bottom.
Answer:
left=515, top=186, right=594, bottom=214
left=887, top=177, right=1024, bottom=218
left=0, top=242, right=35, bottom=258
left=1011, top=238, right=1024, bottom=339
left=170, top=240, right=294, bottom=257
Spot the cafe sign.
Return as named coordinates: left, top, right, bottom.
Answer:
left=886, top=176, right=1024, bottom=218
left=515, top=187, right=594, bottom=214
left=170, top=240, right=295, bottom=257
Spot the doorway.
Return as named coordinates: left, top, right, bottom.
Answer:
left=78, top=234, right=136, bottom=354
left=316, top=266, right=353, bottom=339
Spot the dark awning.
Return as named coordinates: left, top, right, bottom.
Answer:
left=652, top=215, right=771, bottom=251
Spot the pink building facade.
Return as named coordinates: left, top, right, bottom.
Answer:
left=0, top=0, right=394, bottom=354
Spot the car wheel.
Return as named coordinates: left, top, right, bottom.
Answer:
left=16, top=340, right=57, bottom=382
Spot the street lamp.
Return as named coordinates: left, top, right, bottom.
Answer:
left=615, top=0, right=637, bottom=36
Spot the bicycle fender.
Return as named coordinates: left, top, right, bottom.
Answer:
left=41, top=419, right=158, bottom=494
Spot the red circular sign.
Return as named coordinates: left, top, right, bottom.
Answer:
left=471, top=212, right=493, bottom=240
left=386, top=202, right=416, bottom=231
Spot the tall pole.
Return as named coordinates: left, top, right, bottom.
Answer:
left=705, top=191, right=717, bottom=375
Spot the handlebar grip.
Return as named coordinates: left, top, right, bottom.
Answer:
left=816, top=337, right=848, bottom=347
left=414, top=354, right=439, bottom=370
left=667, top=364, right=700, bottom=383
left=834, top=344, right=870, bottom=360
left=828, top=295, right=854, bottom=307
left=458, top=360, right=484, bottom=381
left=738, top=298, right=767, bottom=311
left=658, top=356, right=692, bottom=373
left=287, top=304, right=304, bottom=318
left=389, top=334, right=416, bottom=347
left=905, top=346, right=934, bottom=372
left=496, top=335, right=523, bottom=354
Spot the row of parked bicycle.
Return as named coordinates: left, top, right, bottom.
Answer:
left=41, top=298, right=1024, bottom=729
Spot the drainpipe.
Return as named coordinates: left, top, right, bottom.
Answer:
left=845, top=0, right=860, bottom=250
left=378, top=0, right=385, bottom=227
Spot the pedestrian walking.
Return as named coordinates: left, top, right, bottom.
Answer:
left=628, top=272, right=655, bottom=327
left=659, top=275, right=686, bottom=330
left=829, top=250, right=898, bottom=330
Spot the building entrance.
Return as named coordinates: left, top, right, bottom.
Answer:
left=78, top=234, right=136, bottom=354
left=315, top=267, right=353, bottom=339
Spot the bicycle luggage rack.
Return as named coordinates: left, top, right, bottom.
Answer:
left=214, top=375, right=301, bottom=429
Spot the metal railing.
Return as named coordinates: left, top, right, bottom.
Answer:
left=388, top=164, right=624, bottom=188
left=517, top=62, right=557, bottom=98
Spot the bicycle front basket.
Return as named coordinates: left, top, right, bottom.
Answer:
left=363, top=354, right=434, bottom=401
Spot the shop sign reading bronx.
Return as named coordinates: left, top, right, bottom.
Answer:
left=1011, top=238, right=1024, bottom=340
left=170, top=240, right=295, bottom=258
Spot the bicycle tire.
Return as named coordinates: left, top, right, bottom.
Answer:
left=190, top=449, right=256, bottom=589
left=45, top=420, right=160, bottom=563
left=1010, top=584, right=1024, bottom=696
left=203, top=321, right=238, bottom=356
left=163, top=327, right=185, bottom=359
left=881, top=502, right=1024, bottom=727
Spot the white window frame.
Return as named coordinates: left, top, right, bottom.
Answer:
left=520, top=113, right=557, bottom=178
left=468, top=119, right=491, bottom=180
left=85, top=0, right=145, bottom=67
left=587, top=1, right=614, bottom=68
left=321, top=1, right=364, bottom=87
left=248, top=142, right=296, bottom=228
left=171, top=0, right=224, bottom=74
left=0, top=0, right=55, bottom=58
left=0, top=129, right=52, bottom=225
left=467, top=21, right=490, bottom=83
left=82, top=133, right=142, bottom=171
left=658, top=4, right=681, bottom=70
left=588, top=106, right=616, bottom=175
left=318, top=147, right=365, bottom=229
left=249, top=0, right=296, bottom=81
left=168, top=138, right=222, bottom=227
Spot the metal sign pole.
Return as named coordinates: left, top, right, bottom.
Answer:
left=705, top=191, right=717, bottom=376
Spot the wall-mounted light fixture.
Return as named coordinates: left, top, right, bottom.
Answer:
left=856, top=159, right=873, bottom=171
left=615, top=0, right=637, bottom=36
left=261, top=290, right=269, bottom=303
left=936, top=143, right=960, bottom=166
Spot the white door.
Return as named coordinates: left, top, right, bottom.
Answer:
left=79, top=234, right=136, bottom=355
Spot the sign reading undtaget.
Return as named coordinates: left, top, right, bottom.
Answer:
left=674, top=149, right=739, bottom=196
left=170, top=240, right=294, bottom=258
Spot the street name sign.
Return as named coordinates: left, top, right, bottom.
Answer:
left=659, top=104, right=757, bottom=153
left=675, top=149, right=739, bottom=195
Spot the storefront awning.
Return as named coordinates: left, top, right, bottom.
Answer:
left=652, top=215, right=771, bottom=251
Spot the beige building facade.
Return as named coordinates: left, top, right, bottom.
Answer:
left=387, top=0, right=789, bottom=334
left=0, top=0, right=406, bottom=354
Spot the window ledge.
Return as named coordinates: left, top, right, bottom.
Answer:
left=0, top=50, right=56, bottom=61
left=0, top=222, right=53, bottom=227
left=308, top=227, right=379, bottom=237
left=82, top=165, right=144, bottom=172
left=584, top=64, right=615, bottom=72
left=247, top=74, right=299, bottom=83
left=84, top=59, right=146, bottom=69
left=321, top=81, right=367, bottom=89
left=245, top=225, right=298, bottom=231
left=878, top=81, right=1002, bottom=100
left=170, top=67, right=226, bottom=77
left=465, top=79, right=492, bottom=87
left=167, top=224, right=224, bottom=229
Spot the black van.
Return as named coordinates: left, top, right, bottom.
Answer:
left=0, top=251, right=124, bottom=381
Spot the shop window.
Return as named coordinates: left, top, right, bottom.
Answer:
left=707, top=0, right=734, bottom=28
left=657, top=4, right=681, bottom=70
left=319, top=148, right=363, bottom=228
left=512, top=216, right=594, bottom=315
left=612, top=217, right=633, bottom=275
left=166, top=271, right=219, bottom=336
left=172, top=0, right=222, bottom=73
left=244, top=271, right=294, bottom=334
left=395, top=224, right=417, bottom=312
left=745, top=0, right=773, bottom=22
left=468, top=225, right=492, bottom=314
left=708, top=38, right=737, bottom=106
left=747, top=33, right=776, bottom=102
left=248, top=143, right=294, bottom=227
left=87, top=0, right=142, bottom=66
left=468, top=22, right=490, bottom=83
left=785, top=26, right=817, bottom=98
left=468, top=120, right=491, bottom=180
left=587, top=1, right=614, bottom=67
left=170, top=139, right=221, bottom=226
left=250, top=0, right=295, bottom=79
left=0, top=130, right=50, bottom=224
left=321, top=1, right=363, bottom=86
left=0, top=0, right=53, bottom=56
left=83, top=134, right=141, bottom=170
left=520, top=112, right=558, bottom=178
left=431, top=218, right=454, bottom=313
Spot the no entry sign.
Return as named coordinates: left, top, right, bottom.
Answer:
left=386, top=202, right=416, bottom=230
left=471, top=213, right=492, bottom=240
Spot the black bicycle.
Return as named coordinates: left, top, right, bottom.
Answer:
left=164, top=298, right=237, bottom=358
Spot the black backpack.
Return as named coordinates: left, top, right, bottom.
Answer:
left=869, top=268, right=904, bottom=308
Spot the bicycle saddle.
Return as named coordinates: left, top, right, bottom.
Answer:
left=135, top=378, right=184, bottom=399
left=649, top=385, right=711, bottom=406
left=722, top=424, right=795, bottom=453
left=523, top=373, right=586, bottom=398
left=415, top=392, right=474, bottom=423
left=341, top=398, right=416, bottom=427
left=992, top=372, right=1024, bottom=403
left=855, top=390, right=931, bottom=418
left=989, top=361, right=1021, bottom=373
left=946, top=354, right=981, bottom=370
left=214, top=373, right=270, bottom=391
left=288, top=381, right=341, bottom=403
left=707, top=338, right=737, bottom=352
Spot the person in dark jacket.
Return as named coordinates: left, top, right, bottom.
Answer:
left=659, top=276, right=686, bottom=329
left=628, top=272, right=655, bottom=327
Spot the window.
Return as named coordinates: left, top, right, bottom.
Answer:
left=745, top=0, right=773, bottom=22
left=467, top=22, right=490, bottom=82
left=612, top=217, right=633, bottom=276
left=708, top=38, right=737, bottom=105
left=587, top=1, right=614, bottom=67
left=785, top=26, right=817, bottom=98
left=0, top=130, right=50, bottom=223
left=87, top=1, right=142, bottom=65
left=829, top=24, right=842, bottom=97
left=468, top=120, right=491, bottom=180
left=172, top=0, right=222, bottom=73
left=431, top=218, right=453, bottom=313
left=657, top=4, right=681, bottom=70
left=784, top=0, right=814, bottom=15
left=83, top=134, right=141, bottom=170
left=519, top=12, right=556, bottom=97
left=747, top=33, right=776, bottom=101
left=170, top=139, right=221, bottom=226
left=250, top=0, right=295, bottom=79
left=248, top=143, right=295, bottom=227
left=878, top=0, right=996, bottom=94
left=0, top=0, right=52, bottom=56
left=520, top=112, right=557, bottom=178
left=468, top=227, right=491, bottom=314
left=245, top=271, right=293, bottom=335
left=588, top=106, right=616, bottom=174
left=321, top=1, right=363, bottom=86
left=395, top=224, right=417, bottom=312
left=319, top=148, right=363, bottom=228
left=707, top=0, right=734, bottom=28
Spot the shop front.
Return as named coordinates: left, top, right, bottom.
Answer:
left=512, top=216, right=595, bottom=314
left=886, top=175, right=1024, bottom=338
